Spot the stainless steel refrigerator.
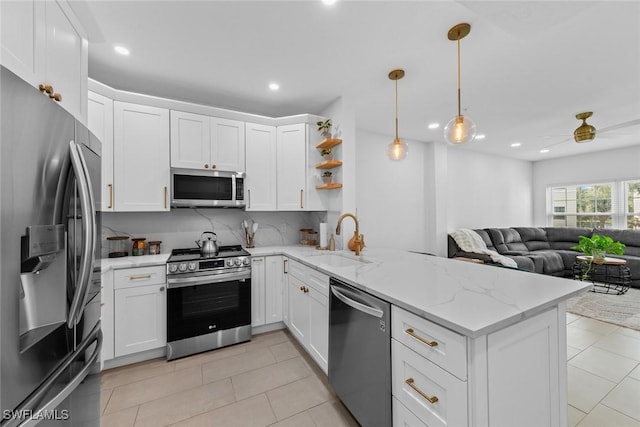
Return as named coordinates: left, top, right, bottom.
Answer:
left=1, top=66, right=102, bottom=426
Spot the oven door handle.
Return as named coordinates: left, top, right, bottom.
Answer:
left=167, top=272, right=250, bottom=289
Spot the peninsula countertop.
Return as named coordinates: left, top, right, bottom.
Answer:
left=248, top=246, right=591, bottom=338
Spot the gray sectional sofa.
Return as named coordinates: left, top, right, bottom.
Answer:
left=448, top=227, right=640, bottom=288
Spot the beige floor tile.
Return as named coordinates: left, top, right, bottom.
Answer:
left=170, top=394, right=276, bottom=427
left=267, top=375, right=334, bottom=420
left=101, top=357, right=175, bottom=389
left=577, top=404, right=640, bottom=427
left=567, top=366, right=617, bottom=413
left=240, top=330, right=290, bottom=352
left=105, top=365, right=202, bottom=413
left=602, top=377, right=640, bottom=421
left=568, top=405, right=586, bottom=427
left=135, top=378, right=236, bottom=427
left=593, top=331, right=640, bottom=361
left=567, top=346, right=582, bottom=361
left=100, top=405, right=138, bottom=427
left=268, top=411, right=317, bottom=427
left=616, top=327, right=640, bottom=340
left=308, top=400, right=359, bottom=427
left=567, top=325, right=606, bottom=350
left=174, top=344, right=247, bottom=371
left=569, top=346, right=639, bottom=383
left=570, top=317, right=620, bottom=336
left=232, top=356, right=312, bottom=401
left=629, top=364, right=640, bottom=381
left=202, top=347, right=276, bottom=384
left=269, top=340, right=302, bottom=362
left=101, top=388, right=113, bottom=415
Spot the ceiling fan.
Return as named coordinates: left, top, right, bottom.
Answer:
left=547, top=111, right=640, bottom=147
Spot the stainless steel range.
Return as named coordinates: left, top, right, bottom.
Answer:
left=165, top=245, right=251, bottom=360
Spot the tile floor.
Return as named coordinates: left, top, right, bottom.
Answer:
left=101, top=315, right=640, bottom=427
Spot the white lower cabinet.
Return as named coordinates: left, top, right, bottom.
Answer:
left=100, top=268, right=114, bottom=364
left=285, top=259, right=329, bottom=374
left=391, top=305, right=564, bottom=427
left=113, top=266, right=167, bottom=357
left=251, top=255, right=285, bottom=328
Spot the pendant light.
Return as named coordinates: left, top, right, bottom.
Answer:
left=388, top=69, right=408, bottom=160
left=444, top=23, right=477, bottom=145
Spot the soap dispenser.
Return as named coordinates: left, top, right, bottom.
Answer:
left=329, top=233, right=335, bottom=251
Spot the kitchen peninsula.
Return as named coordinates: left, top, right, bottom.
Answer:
left=249, top=246, right=591, bottom=427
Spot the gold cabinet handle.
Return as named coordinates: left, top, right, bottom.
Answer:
left=160, top=286, right=165, bottom=292
left=304, top=286, right=309, bottom=293
left=163, top=186, right=168, bottom=209
left=204, top=163, right=209, bottom=169
left=405, top=378, right=438, bottom=404
left=107, top=184, right=113, bottom=209
left=300, top=189, right=304, bottom=209
left=129, top=274, right=151, bottom=280
left=247, top=189, right=251, bottom=209
left=299, top=285, right=305, bottom=292
left=405, top=328, right=438, bottom=347
left=211, top=164, right=216, bottom=169
left=39, top=84, right=53, bottom=95
left=283, top=259, right=288, bottom=274
left=50, top=93, right=62, bottom=102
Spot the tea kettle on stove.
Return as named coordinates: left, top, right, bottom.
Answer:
left=195, top=231, right=219, bottom=257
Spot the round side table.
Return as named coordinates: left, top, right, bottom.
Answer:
left=572, top=256, right=630, bottom=295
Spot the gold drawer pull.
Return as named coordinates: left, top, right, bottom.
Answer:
left=129, top=274, right=151, bottom=280
left=405, top=378, right=439, bottom=404
left=405, top=328, right=438, bottom=347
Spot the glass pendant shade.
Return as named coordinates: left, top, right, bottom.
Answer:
left=388, top=138, right=408, bottom=160
left=444, top=115, right=476, bottom=145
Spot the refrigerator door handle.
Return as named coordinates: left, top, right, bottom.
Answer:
left=4, top=322, right=102, bottom=427
left=67, top=141, right=97, bottom=328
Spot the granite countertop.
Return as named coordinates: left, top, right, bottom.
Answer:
left=247, top=246, right=591, bottom=338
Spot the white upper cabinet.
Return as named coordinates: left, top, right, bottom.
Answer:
left=1, top=0, right=87, bottom=122
left=113, top=101, right=170, bottom=212
left=88, top=91, right=114, bottom=212
left=277, top=123, right=307, bottom=211
left=245, top=123, right=277, bottom=211
left=170, top=111, right=245, bottom=172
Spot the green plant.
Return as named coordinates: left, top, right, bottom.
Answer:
left=321, top=148, right=332, bottom=156
left=571, top=234, right=625, bottom=258
left=317, top=119, right=332, bottom=135
left=322, top=171, right=332, bottom=177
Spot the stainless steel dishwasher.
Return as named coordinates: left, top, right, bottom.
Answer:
left=329, top=278, right=391, bottom=427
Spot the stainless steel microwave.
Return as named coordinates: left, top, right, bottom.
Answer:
left=170, top=168, right=245, bottom=208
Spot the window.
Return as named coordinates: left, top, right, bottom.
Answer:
left=548, top=180, right=639, bottom=229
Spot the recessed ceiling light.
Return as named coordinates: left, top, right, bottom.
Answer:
left=322, top=0, right=337, bottom=5
left=428, top=123, right=440, bottom=130
left=510, top=142, right=521, bottom=147
left=540, top=149, right=550, bottom=153
left=114, top=45, right=130, bottom=56
left=475, top=134, right=486, bottom=140
left=268, top=83, right=280, bottom=91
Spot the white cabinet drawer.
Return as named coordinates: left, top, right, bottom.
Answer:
left=392, top=306, right=467, bottom=380
left=287, top=259, right=306, bottom=281
left=114, top=265, right=166, bottom=289
left=393, top=397, right=427, bottom=427
left=307, top=267, right=329, bottom=297
left=392, top=339, right=467, bottom=427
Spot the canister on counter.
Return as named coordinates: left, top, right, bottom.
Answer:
left=148, top=241, right=162, bottom=255
left=107, top=236, right=129, bottom=258
left=131, top=238, right=147, bottom=256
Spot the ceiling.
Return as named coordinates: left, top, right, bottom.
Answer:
left=74, top=1, right=640, bottom=162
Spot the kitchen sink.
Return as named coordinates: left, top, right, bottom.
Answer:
left=308, top=253, right=370, bottom=268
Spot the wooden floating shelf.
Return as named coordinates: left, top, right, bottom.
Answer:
left=315, top=138, right=343, bottom=149
left=316, top=183, right=343, bottom=190
left=315, top=160, right=343, bottom=170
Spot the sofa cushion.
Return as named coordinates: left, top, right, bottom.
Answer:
left=474, top=229, right=495, bottom=250
left=487, top=228, right=529, bottom=254
left=545, top=227, right=592, bottom=250
left=525, top=251, right=565, bottom=275
left=594, top=228, right=640, bottom=257
left=515, top=227, right=551, bottom=251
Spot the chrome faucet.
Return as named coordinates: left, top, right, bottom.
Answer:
left=336, top=213, right=365, bottom=255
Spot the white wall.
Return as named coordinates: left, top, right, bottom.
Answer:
left=532, top=145, right=640, bottom=225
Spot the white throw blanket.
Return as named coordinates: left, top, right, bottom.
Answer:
left=450, top=229, right=518, bottom=268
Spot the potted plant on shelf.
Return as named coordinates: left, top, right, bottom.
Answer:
left=317, top=119, right=332, bottom=139
left=322, top=171, right=333, bottom=184
left=321, top=148, right=332, bottom=161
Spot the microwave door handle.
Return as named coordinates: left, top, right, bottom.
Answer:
left=6, top=322, right=102, bottom=427
left=66, top=141, right=96, bottom=328
left=231, top=173, right=236, bottom=203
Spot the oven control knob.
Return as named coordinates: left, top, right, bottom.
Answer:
left=234, top=258, right=242, bottom=267
left=178, top=263, right=187, bottom=272
left=188, top=262, right=197, bottom=271
left=226, top=259, right=234, bottom=267
left=168, top=264, right=178, bottom=273
left=242, top=258, right=250, bottom=266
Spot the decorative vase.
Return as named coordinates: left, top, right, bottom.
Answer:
left=322, top=176, right=332, bottom=184
left=591, top=249, right=606, bottom=264
left=323, top=153, right=333, bottom=161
